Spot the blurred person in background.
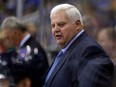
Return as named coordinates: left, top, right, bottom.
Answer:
left=0, top=31, right=7, bottom=53
left=24, top=21, right=37, bottom=38
left=82, top=15, right=98, bottom=39
left=44, top=4, right=114, bottom=87
left=16, top=77, right=31, bottom=87
left=0, top=30, right=16, bottom=87
left=0, top=29, right=14, bottom=53
left=97, top=27, right=116, bottom=63
left=1, top=17, right=49, bottom=87
left=0, top=74, right=9, bottom=87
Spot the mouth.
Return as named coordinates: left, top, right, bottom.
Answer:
left=55, top=32, right=62, bottom=39
left=55, top=35, right=62, bottom=39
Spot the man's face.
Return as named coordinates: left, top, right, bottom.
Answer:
left=51, top=10, right=80, bottom=48
left=2, top=29, right=18, bottom=49
left=97, top=30, right=113, bottom=51
left=17, top=77, right=31, bottom=87
left=0, top=79, right=9, bottom=87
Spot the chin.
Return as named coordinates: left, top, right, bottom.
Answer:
left=56, top=43, right=64, bottom=48
left=56, top=41, right=62, bottom=45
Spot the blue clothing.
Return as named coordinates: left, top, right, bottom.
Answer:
left=62, top=29, right=84, bottom=53
left=45, top=51, right=63, bottom=82
left=0, top=36, right=49, bottom=87
left=45, top=31, right=114, bottom=87
left=45, top=29, right=84, bottom=83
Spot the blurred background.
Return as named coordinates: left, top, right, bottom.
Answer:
left=0, top=0, right=116, bottom=64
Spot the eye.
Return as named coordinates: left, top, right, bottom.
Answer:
left=51, top=24, right=55, bottom=29
left=58, top=22, right=66, bottom=27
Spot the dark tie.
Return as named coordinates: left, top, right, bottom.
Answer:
left=45, top=51, right=63, bottom=82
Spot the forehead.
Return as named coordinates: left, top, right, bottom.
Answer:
left=2, top=29, right=11, bottom=34
left=2, top=29, right=14, bottom=37
left=51, top=10, right=71, bottom=24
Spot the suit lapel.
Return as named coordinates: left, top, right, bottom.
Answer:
left=46, top=32, right=87, bottom=87
left=21, top=36, right=32, bottom=48
left=46, top=49, right=72, bottom=87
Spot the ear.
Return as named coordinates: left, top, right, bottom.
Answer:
left=75, top=20, right=82, bottom=31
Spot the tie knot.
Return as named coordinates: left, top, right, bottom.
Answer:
left=57, top=51, right=63, bottom=57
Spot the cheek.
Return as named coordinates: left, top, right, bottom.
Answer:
left=51, top=29, right=55, bottom=36
left=7, top=37, right=14, bottom=46
left=62, top=29, right=72, bottom=38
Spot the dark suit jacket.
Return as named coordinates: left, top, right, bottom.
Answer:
left=45, top=32, right=114, bottom=87
left=0, top=36, right=49, bottom=87
left=17, top=36, right=49, bottom=87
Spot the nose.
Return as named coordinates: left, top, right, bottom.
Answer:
left=53, top=25, right=60, bottom=32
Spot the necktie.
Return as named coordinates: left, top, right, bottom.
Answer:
left=45, top=51, right=63, bottom=82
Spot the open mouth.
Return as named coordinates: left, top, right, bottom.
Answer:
left=55, top=32, right=63, bottom=39
left=56, top=35, right=62, bottom=39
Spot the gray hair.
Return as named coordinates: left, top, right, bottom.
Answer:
left=50, top=4, right=83, bottom=26
left=1, top=17, right=26, bottom=32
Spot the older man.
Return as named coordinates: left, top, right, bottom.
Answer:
left=44, top=4, right=114, bottom=87
left=1, top=17, right=49, bottom=87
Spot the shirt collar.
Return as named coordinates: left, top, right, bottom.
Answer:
left=19, top=34, right=31, bottom=48
left=62, top=29, right=84, bottom=53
